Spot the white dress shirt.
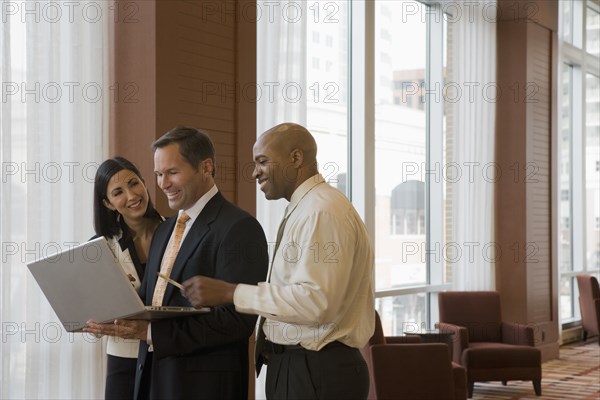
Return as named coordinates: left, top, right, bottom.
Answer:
left=234, top=174, right=375, bottom=350
left=172, top=184, right=218, bottom=244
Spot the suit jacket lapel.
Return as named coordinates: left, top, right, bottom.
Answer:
left=162, top=192, right=224, bottom=304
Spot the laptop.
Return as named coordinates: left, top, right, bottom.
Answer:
left=27, top=237, right=210, bottom=332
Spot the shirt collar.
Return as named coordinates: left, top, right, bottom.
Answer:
left=178, top=184, right=218, bottom=224
left=287, top=174, right=325, bottom=217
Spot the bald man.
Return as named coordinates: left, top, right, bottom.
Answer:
left=183, top=123, right=375, bottom=399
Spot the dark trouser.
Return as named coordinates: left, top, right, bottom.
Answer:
left=106, top=354, right=137, bottom=400
left=265, top=342, right=369, bottom=400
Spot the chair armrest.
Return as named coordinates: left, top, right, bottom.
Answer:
left=501, top=321, right=534, bottom=346
left=592, top=298, right=600, bottom=335
left=386, top=335, right=422, bottom=344
left=451, top=362, right=467, bottom=400
left=436, top=322, right=468, bottom=365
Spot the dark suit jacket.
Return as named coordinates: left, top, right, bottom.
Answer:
left=133, top=192, right=268, bottom=400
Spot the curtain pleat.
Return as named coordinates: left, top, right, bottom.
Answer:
left=448, top=0, right=497, bottom=291
left=1, top=1, right=108, bottom=397
left=255, top=1, right=308, bottom=397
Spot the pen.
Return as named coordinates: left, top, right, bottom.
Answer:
left=157, top=272, right=185, bottom=290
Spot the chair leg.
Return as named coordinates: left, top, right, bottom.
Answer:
left=467, top=381, right=474, bottom=398
left=502, top=381, right=507, bottom=386
left=583, top=330, right=588, bottom=341
left=533, top=379, right=542, bottom=396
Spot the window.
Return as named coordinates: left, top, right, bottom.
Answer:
left=561, top=0, right=574, bottom=44
left=312, top=57, right=320, bottom=70
left=256, top=0, right=350, bottom=271
left=380, top=52, right=392, bottom=65
left=380, top=29, right=392, bottom=42
left=558, top=0, right=600, bottom=325
left=557, top=60, right=576, bottom=319
left=390, top=181, right=425, bottom=236
left=587, top=6, right=600, bottom=56
left=585, top=71, right=600, bottom=275
left=257, top=0, right=480, bottom=340
left=326, top=34, right=333, bottom=47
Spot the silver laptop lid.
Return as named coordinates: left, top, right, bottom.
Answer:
left=27, top=237, right=145, bottom=332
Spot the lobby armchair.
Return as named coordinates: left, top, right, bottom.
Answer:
left=437, top=291, right=541, bottom=398
left=576, top=274, right=600, bottom=344
left=370, top=343, right=458, bottom=400
left=361, top=311, right=467, bottom=400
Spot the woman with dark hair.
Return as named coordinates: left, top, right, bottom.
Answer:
left=93, top=157, right=163, bottom=400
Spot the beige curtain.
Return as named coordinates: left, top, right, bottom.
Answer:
left=255, top=0, right=308, bottom=397
left=0, top=1, right=108, bottom=397
left=446, top=0, right=497, bottom=290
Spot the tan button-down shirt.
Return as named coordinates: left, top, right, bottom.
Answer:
left=234, top=174, right=375, bottom=350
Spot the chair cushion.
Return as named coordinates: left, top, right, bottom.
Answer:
left=439, top=292, right=503, bottom=342
left=462, top=343, right=541, bottom=369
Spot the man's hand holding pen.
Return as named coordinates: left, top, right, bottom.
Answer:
left=182, top=276, right=237, bottom=309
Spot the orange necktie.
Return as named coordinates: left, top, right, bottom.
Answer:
left=152, top=212, right=190, bottom=306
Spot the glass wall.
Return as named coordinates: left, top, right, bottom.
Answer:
left=371, top=0, right=449, bottom=334
left=559, top=63, right=574, bottom=320
left=257, top=1, right=459, bottom=337
left=558, top=0, right=600, bottom=325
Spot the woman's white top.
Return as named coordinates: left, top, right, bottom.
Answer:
left=105, top=233, right=142, bottom=359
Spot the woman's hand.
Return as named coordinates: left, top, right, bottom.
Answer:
left=84, top=319, right=148, bottom=341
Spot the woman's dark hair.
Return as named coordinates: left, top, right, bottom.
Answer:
left=93, top=157, right=161, bottom=239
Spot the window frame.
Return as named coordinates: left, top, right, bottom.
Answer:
left=558, top=0, right=600, bottom=327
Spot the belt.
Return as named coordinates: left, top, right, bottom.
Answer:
left=265, top=340, right=348, bottom=355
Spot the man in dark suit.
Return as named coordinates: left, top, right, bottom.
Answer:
left=86, top=127, right=268, bottom=399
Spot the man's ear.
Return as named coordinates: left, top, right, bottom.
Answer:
left=103, top=199, right=115, bottom=211
left=290, top=148, right=304, bottom=167
left=202, top=159, right=214, bottom=176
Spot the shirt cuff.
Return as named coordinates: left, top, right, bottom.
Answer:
left=233, top=283, right=259, bottom=314
left=234, top=282, right=279, bottom=318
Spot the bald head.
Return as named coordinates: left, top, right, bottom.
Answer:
left=258, top=123, right=318, bottom=167
left=252, top=123, right=320, bottom=201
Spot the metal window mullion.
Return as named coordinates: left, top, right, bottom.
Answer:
left=350, top=0, right=375, bottom=242
left=584, top=54, right=600, bottom=78
left=375, top=283, right=453, bottom=298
